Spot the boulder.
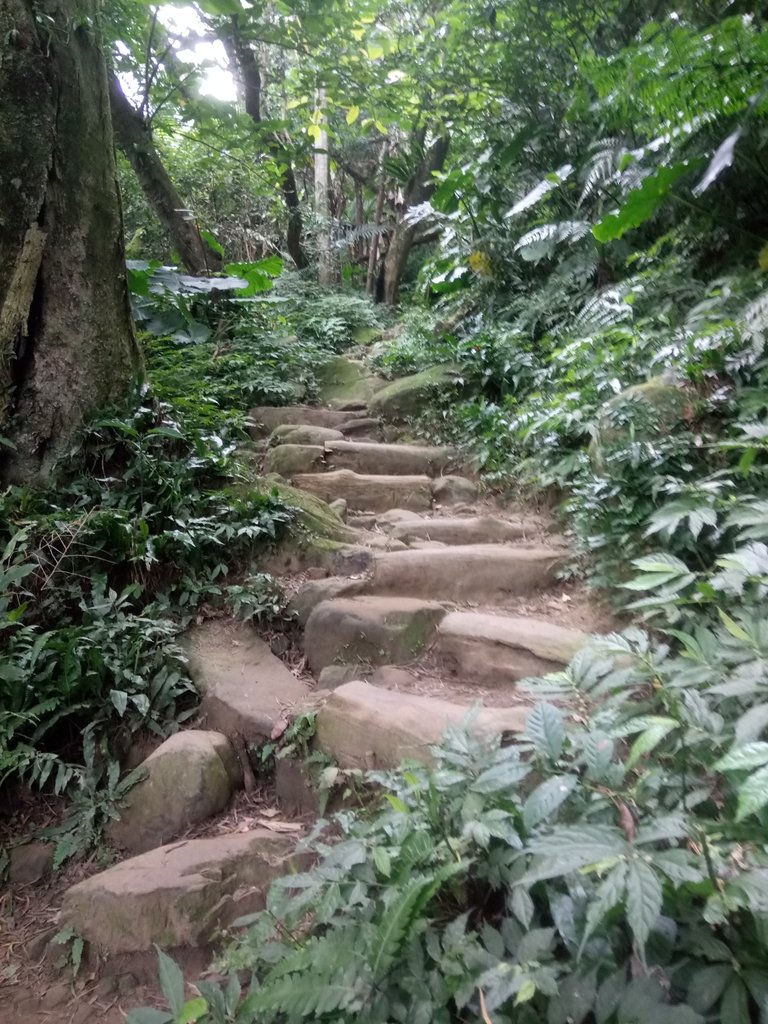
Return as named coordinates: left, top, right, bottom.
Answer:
left=365, top=545, right=566, bottom=603
left=263, top=444, right=325, bottom=477
left=60, top=831, right=299, bottom=954
left=9, top=842, right=54, bottom=885
left=270, top=424, right=344, bottom=446
left=248, top=405, right=354, bottom=439
left=108, top=731, right=242, bottom=855
left=185, top=620, right=309, bottom=739
left=340, top=417, right=383, bottom=438
left=317, top=357, right=387, bottom=409
left=431, top=475, right=478, bottom=505
left=436, top=612, right=588, bottom=686
left=317, top=664, right=370, bottom=688
left=323, top=440, right=458, bottom=477
left=316, top=681, right=527, bottom=769
left=288, top=576, right=365, bottom=625
left=368, top=365, right=461, bottom=421
left=241, top=474, right=354, bottom=542
left=329, top=498, right=347, bottom=519
left=291, top=469, right=432, bottom=512
left=303, top=596, right=446, bottom=674
left=591, top=377, right=692, bottom=469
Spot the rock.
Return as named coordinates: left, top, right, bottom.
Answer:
left=271, top=424, right=345, bottom=446
left=108, top=731, right=242, bottom=855
left=352, top=325, right=383, bottom=345
left=347, top=513, right=378, bottom=529
left=389, top=515, right=534, bottom=546
left=436, top=612, right=588, bottom=686
left=242, top=474, right=355, bottom=543
left=323, top=440, right=459, bottom=477
left=591, top=377, right=692, bottom=469
left=292, top=469, right=432, bottom=512
left=60, top=831, right=299, bottom=955
left=369, top=365, right=461, bottom=421
left=317, top=664, right=370, bottom=688
left=377, top=508, right=423, bottom=524
left=340, top=417, right=383, bottom=438
left=185, top=620, right=309, bottom=739
left=9, top=842, right=54, bottom=885
left=248, top=405, right=354, bottom=439
left=263, top=538, right=374, bottom=576
left=365, top=545, right=566, bottom=603
left=275, top=759, right=320, bottom=816
left=304, top=596, right=446, bottom=674
left=317, top=357, right=387, bottom=409
left=263, top=444, right=326, bottom=477
left=358, top=533, right=409, bottom=551
left=329, top=498, right=347, bottom=519
left=431, top=475, right=478, bottom=505
left=316, top=681, right=527, bottom=769
left=288, top=576, right=365, bottom=625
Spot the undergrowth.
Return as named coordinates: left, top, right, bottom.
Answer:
left=0, top=274, right=381, bottom=865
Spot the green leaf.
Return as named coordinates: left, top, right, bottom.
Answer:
left=719, top=976, right=751, bottom=1024
left=735, top=763, right=768, bottom=821
left=525, top=703, right=565, bottom=760
left=125, top=1010, right=172, bottom=1024
left=524, top=825, right=628, bottom=882
left=687, top=964, right=732, bottom=1014
left=522, top=774, right=577, bottom=829
left=580, top=862, right=627, bottom=953
left=176, top=998, right=208, bottom=1024
left=593, top=162, right=696, bottom=242
left=156, top=947, right=185, bottom=1017
left=346, top=105, right=361, bottom=125
left=373, top=847, right=391, bottom=878
left=625, top=859, right=663, bottom=949
left=109, top=689, right=128, bottom=717
left=714, top=742, right=768, bottom=772
left=718, top=609, right=752, bottom=642
left=627, top=718, right=678, bottom=768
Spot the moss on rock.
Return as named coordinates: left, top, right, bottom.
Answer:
left=369, top=365, right=461, bottom=421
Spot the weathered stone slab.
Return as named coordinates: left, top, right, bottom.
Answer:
left=316, top=681, right=527, bottom=769
left=365, top=545, right=566, bottom=603
left=271, top=424, right=345, bottom=446
left=304, top=596, right=446, bottom=674
left=389, top=515, right=534, bottom=546
left=323, top=440, right=458, bottom=477
left=263, top=444, right=325, bottom=476
left=369, top=365, right=460, bottom=421
left=108, top=731, right=242, bottom=855
left=185, top=621, right=308, bottom=739
left=436, top=612, right=587, bottom=686
left=60, top=831, right=298, bottom=954
left=291, top=469, right=432, bottom=512
left=248, top=405, right=354, bottom=439
left=431, top=475, right=478, bottom=505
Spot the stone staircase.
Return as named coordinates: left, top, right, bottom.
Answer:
left=56, top=366, right=606, bottom=977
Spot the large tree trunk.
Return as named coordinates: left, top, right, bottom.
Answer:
left=367, top=140, right=390, bottom=296
left=223, top=27, right=309, bottom=269
left=0, top=0, right=140, bottom=483
left=109, top=73, right=222, bottom=276
left=313, top=90, right=336, bottom=286
left=382, top=135, right=450, bottom=305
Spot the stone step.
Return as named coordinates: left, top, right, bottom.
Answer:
left=323, top=440, right=459, bottom=478
left=436, top=611, right=588, bottom=686
left=303, top=596, right=446, bottom=675
left=60, top=830, right=300, bottom=955
left=271, top=424, right=345, bottom=446
left=248, top=404, right=356, bottom=438
left=264, top=443, right=325, bottom=476
left=292, top=469, right=433, bottom=511
left=386, top=515, right=537, bottom=546
left=185, top=620, right=309, bottom=739
left=340, top=416, right=383, bottom=437
left=364, top=545, right=566, bottom=602
left=316, top=680, right=527, bottom=769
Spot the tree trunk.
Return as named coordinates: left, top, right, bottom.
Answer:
left=313, top=90, right=336, bottom=286
left=109, top=73, right=222, bottom=276
left=0, top=0, right=140, bottom=484
left=382, top=135, right=450, bottom=305
left=223, top=27, right=309, bottom=269
left=366, top=140, right=390, bottom=295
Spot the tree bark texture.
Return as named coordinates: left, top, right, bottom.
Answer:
left=109, top=73, right=222, bottom=276
left=0, top=0, right=140, bottom=483
left=313, top=90, right=336, bottom=286
left=366, top=140, right=389, bottom=296
left=382, top=135, right=450, bottom=305
left=223, top=27, right=308, bottom=269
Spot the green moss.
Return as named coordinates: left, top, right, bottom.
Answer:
left=369, top=365, right=461, bottom=421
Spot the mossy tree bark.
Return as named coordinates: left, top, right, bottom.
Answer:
left=0, top=0, right=141, bottom=484
left=382, top=135, right=449, bottom=305
left=109, top=73, right=222, bottom=276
